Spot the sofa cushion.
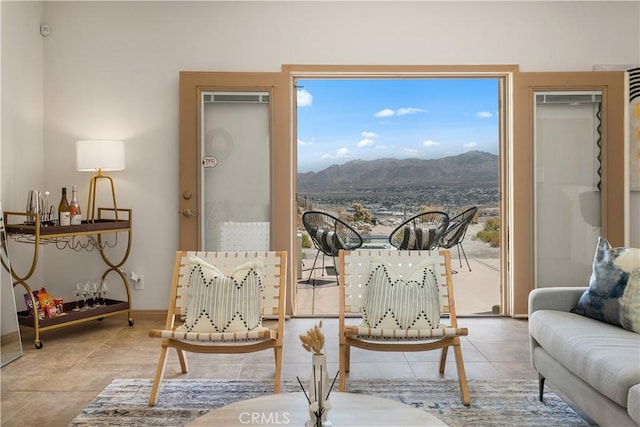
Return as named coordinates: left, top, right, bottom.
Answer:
left=529, top=309, right=640, bottom=407
left=629, top=384, right=640, bottom=425
left=313, top=228, right=346, bottom=256
left=397, top=226, right=436, bottom=250
left=572, top=237, right=640, bottom=333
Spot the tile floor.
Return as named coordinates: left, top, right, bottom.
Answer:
left=0, top=313, right=551, bottom=427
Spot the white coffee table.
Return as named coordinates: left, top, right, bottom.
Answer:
left=188, top=391, right=447, bottom=426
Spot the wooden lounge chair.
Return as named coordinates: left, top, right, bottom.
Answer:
left=338, top=249, right=470, bottom=405
left=148, top=250, right=287, bottom=406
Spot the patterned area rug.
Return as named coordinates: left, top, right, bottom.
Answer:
left=70, top=378, right=589, bottom=426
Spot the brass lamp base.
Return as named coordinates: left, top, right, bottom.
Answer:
left=86, top=170, right=119, bottom=222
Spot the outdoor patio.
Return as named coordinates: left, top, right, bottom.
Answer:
left=296, top=222, right=501, bottom=317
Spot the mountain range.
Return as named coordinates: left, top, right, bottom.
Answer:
left=298, top=151, right=498, bottom=191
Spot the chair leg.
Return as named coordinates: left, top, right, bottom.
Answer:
left=455, top=244, right=463, bottom=269
left=274, top=345, right=283, bottom=393
left=339, top=343, right=347, bottom=391
left=453, top=342, right=471, bottom=406
left=538, top=373, right=545, bottom=402
left=149, top=345, right=170, bottom=406
left=439, top=346, right=449, bottom=373
left=459, top=243, right=472, bottom=272
left=345, top=345, right=351, bottom=372
left=307, top=251, right=321, bottom=284
left=177, top=348, right=188, bottom=373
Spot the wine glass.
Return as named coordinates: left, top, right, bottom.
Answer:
left=92, top=280, right=101, bottom=307
left=72, top=282, right=83, bottom=311
left=100, top=279, right=109, bottom=306
left=82, top=281, right=92, bottom=310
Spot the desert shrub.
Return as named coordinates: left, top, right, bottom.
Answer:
left=352, top=203, right=372, bottom=223
left=476, top=217, right=500, bottom=247
left=419, top=204, right=444, bottom=213
left=301, top=232, right=312, bottom=249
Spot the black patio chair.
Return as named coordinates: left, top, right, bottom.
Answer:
left=388, top=211, right=449, bottom=251
left=302, top=211, right=363, bottom=285
left=438, top=206, right=478, bottom=271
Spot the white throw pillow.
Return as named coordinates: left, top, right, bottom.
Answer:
left=184, top=255, right=264, bottom=333
left=362, top=258, right=440, bottom=330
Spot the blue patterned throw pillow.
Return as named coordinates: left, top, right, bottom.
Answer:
left=572, top=237, right=640, bottom=333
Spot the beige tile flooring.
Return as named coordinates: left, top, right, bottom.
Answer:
left=0, top=313, right=544, bottom=427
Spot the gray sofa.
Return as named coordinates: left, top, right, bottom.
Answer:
left=529, top=287, right=640, bottom=427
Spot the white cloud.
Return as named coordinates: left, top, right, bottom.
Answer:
left=397, top=107, right=426, bottom=116
left=463, top=142, right=478, bottom=149
left=358, top=138, right=374, bottom=148
left=477, top=111, right=492, bottom=118
left=361, top=131, right=378, bottom=138
left=297, top=89, right=313, bottom=107
left=422, top=140, right=440, bottom=147
left=375, top=107, right=425, bottom=118
left=335, top=147, right=352, bottom=157
left=374, top=108, right=395, bottom=118
left=298, top=138, right=313, bottom=146
left=321, top=147, right=353, bottom=159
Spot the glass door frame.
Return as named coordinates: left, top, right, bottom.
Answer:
left=284, top=64, right=516, bottom=316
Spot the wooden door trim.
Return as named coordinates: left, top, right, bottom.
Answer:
left=179, top=71, right=295, bottom=313
left=512, top=71, right=625, bottom=317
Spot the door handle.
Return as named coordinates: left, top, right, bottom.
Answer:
left=182, top=209, right=197, bottom=218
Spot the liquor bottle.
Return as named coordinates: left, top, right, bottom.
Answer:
left=69, top=185, right=82, bottom=225
left=58, top=187, right=71, bottom=226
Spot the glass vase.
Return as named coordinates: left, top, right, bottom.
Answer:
left=306, top=353, right=332, bottom=427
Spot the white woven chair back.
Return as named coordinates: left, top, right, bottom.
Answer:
left=341, top=249, right=452, bottom=316
left=174, top=251, right=284, bottom=319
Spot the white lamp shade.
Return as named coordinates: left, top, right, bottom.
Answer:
left=76, top=140, right=125, bottom=172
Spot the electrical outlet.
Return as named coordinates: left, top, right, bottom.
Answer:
left=134, top=274, right=144, bottom=290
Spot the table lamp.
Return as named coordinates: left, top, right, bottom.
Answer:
left=75, top=140, right=125, bottom=222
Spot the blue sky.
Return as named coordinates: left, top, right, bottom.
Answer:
left=297, top=78, right=499, bottom=172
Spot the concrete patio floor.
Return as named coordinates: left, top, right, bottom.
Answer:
left=296, top=224, right=501, bottom=316
left=296, top=251, right=501, bottom=317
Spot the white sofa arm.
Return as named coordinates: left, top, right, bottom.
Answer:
left=528, top=287, right=587, bottom=315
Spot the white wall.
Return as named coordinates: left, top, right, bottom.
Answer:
left=2, top=1, right=639, bottom=311
left=1, top=1, right=46, bottom=318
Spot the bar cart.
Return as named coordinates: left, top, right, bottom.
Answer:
left=3, top=208, right=133, bottom=348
